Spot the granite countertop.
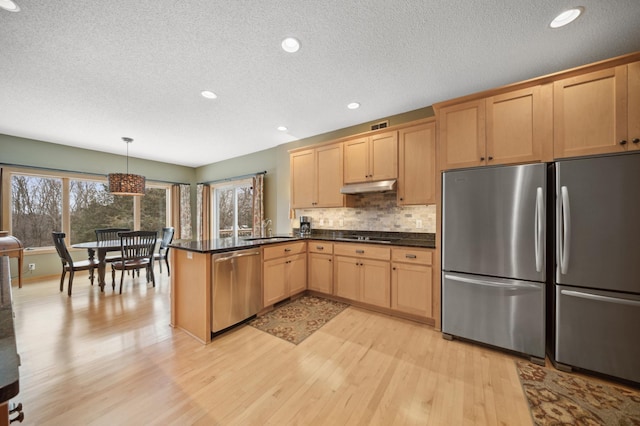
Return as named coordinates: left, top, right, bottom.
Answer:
left=170, top=230, right=436, bottom=254
left=0, top=255, right=20, bottom=404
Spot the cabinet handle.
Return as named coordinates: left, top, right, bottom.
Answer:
left=633, top=138, right=640, bottom=144
left=356, top=249, right=365, bottom=254
left=284, top=248, right=292, bottom=252
left=480, top=157, right=485, bottom=161
left=488, top=156, right=493, bottom=160
left=316, top=246, right=324, bottom=250
left=392, top=267, right=396, bottom=270
left=619, top=140, right=627, bottom=145
left=405, top=254, right=417, bottom=259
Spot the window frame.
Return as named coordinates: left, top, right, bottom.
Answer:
left=1, top=166, right=172, bottom=252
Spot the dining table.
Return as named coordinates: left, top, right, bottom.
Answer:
left=71, top=240, right=122, bottom=291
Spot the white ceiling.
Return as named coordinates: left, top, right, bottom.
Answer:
left=1, top=1, right=639, bottom=168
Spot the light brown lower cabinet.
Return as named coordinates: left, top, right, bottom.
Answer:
left=263, top=242, right=307, bottom=307
left=391, top=248, right=434, bottom=318
left=308, top=242, right=333, bottom=294
left=333, top=243, right=391, bottom=308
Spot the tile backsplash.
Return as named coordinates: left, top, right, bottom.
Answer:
left=294, top=192, right=436, bottom=233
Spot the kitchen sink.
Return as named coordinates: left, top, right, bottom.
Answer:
left=241, top=236, right=296, bottom=241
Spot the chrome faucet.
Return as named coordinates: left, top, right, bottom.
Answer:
left=261, top=218, right=272, bottom=238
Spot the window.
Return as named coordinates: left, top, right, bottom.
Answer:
left=11, top=174, right=62, bottom=248
left=141, top=187, right=168, bottom=236
left=69, top=179, right=133, bottom=244
left=4, top=168, right=171, bottom=249
left=212, top=179, right=253, bottom=238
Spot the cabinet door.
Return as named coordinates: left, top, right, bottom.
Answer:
left=288, top=253, right=307, bottom=296
left=369, top=131, right=398, bottom=181
left=360, top=259, right=391, bottom=308
left=308, top=252, right=333, bottom=294
left=438, top=99, right=486, bottom=170
left=392, top=262, right=433, bottom=318
left=334, top=256, right=360, bottom=300
left=554, top=66, right=628, bottom=158
left=316, top=143, right=344, bottom=207
left=629, top=61, right=640, bottom=151
left=486, top=86, right=545, bottom=165
left=344, top=137, right=369, bottom=183
left=290, top=149, right=316, bottom=208
left=263, top=257, right=288, bottom=306
left=398, top=122, right=436, bottom=205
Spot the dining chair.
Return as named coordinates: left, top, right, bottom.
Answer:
left=154, top=227, right=175, bottom=276
left=95, top=228, right=130, bottom=263
left=111, top=231, right=157, bottom=294
left=52, top=232, right=99, bottom=296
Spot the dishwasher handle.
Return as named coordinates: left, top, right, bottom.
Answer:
left=214, top=250, right=260, bottom=262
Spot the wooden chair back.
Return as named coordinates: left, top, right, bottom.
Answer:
left=159, top=227, right=175, bottom=253
left=52, top=232, right=73, bottom=266
left=95, top=228, right=130, bottom=243
left=118, top=231, right=157, bottom=263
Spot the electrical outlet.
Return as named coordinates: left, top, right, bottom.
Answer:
left=28, top=263, right=36, bottom=271
left=319, top=218, right=324, bottom=226
left=416, top=219, right=423, bottom=229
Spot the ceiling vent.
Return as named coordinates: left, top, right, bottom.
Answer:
left=370, top=120, right=389, bottom=131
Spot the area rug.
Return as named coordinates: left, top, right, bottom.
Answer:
left=249, top=295, right=349, bottom=345
left=515, top=360, right=640, bottom=425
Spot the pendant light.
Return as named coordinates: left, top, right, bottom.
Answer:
left=108, top=137, right=146, bottom=196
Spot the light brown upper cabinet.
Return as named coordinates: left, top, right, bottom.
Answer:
left=554, top=61, right=640, bottom=158
left=438, top=85, right=551, bottom=171
left=398, top=122, right=436, bottom=205
left=344, top=131, right=398, bottom=183
left=290, top=143, right=346, bottom=208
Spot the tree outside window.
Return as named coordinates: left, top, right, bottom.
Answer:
left=8, top=171, right=171, bottom=248
left=69, top=180, right=133, bottom=244
left=213, top=180, right=253, bottom=238
left=141, top=187, right=168, bottom=236
left=11, top=175, right=62, bottom=248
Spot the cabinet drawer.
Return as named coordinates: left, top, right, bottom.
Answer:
left=391, top=248, right=433, bottom=265
left=263, top=241, right=306, bottom=261
left=334, top=243, right=390, bottom=260
left=308, top=241, right=333, bottom=254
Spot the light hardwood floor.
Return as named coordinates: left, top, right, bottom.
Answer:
left=11, top=269, right=535, bottom=425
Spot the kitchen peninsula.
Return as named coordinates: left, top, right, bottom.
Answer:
left=170, top=231, right=436, bottom=344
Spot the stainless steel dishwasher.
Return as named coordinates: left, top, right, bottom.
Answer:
left=211, top=248, right=262, bottom=333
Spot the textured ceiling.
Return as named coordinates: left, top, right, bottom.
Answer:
left=1, top=1, right=639, bottom=167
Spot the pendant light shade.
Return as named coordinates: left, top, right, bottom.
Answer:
left=108, top=137, right=146, bottom=196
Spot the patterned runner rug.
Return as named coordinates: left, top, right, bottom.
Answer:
left=249, top=295, right=349, bottom=344
left=515, top=360, right=640, bottom=425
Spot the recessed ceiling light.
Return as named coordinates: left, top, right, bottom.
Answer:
left=201, top=90, right=217, bottom=99
left=550, top=7, right=584, bottom=28
left=277, top=126, right=288, bottom=132
left=347, top=102, right=360, bottom=110
left=281, top=37, right=300, bottom=53
left=0, top=0, right=20, bottom=12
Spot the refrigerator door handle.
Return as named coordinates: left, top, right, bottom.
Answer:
left=559, top=186, right=571, bottom=274
left=561, top=289, right=640, bottom=307
left=534, top=187, right=544, bottom=272
left=443, top=273, right=540, bottom=290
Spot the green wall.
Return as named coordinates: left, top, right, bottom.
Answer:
left=1, top=105, right=434, bottom=281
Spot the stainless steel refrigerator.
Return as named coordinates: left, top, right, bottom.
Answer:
left=551, top=152, right=640, bottom=384
left=442, top=163, right=547, bottom=363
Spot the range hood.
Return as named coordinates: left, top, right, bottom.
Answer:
left=340, top=179, right=397, bottom=194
